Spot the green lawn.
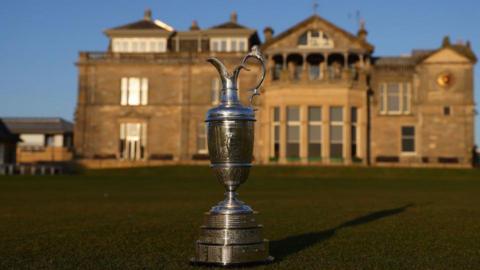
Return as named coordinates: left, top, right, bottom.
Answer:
left=1, top=166, right=480, bottom=269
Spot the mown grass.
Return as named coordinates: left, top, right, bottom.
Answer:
left=1, top=166, right=480, bottom=269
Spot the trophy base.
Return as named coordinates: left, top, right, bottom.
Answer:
left=191, top=212, right=273, bottom=266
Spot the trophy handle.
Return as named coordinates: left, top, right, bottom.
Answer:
left=239, top=46, right=266, bottom=108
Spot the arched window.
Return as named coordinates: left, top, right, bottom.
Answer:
left=297, top=30, right=334, bottom=48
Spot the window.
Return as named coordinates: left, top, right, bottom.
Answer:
left=443, top=106, right=451, bottom=116
left=330, top=107, right=343, bottom=159
left=401, top=126, right=415, bottom=153
left=119, top=123, right=147, bottom=160
left=197, top=123, right=207, bottom=154
left=351, top=107, right=358, bottom=158
left=294, top=65, right=302, bottom=80
left=308, top=107, right=322, bottom=159
left=271, top=107, right=280, bottom=160
left=121, top=77, right=148, bottom=106
left=45, top=135, right=55, bottom=147
left=309, top=64, right=320, bottom=80
left=379, top=82, right=411, bottom=114
left=238, top=40, right=246, bottom=51
left=210, top=38, right=248, bottom=52
left=298, top=30, right=334, bottom=48
left=212, top=41, right=218, bottom=51
left=211, top=78, right=221, bottom=105
left=220, top=40, right=227, bottom=51
left=286, top=106, right=300, bottom=159
left=273, top=63, right=282, bottom=80
left=111, top=38, right=167, bottom=53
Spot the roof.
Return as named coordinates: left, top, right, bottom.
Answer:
left=107, top=19, right=174, bottom=32
left=0, top=120, right=19, bottom=142
left=210, top=21, right=249, bottom=30
left=412, top=43, right=477, bottom=63
left=374, top=56, right=416, bottom=67
left=1, top=117, right=74, bottom=134
left=261, top=15, right=374, bottom=52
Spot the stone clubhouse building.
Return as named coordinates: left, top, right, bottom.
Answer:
left=74, top=10, right=477, bottom=167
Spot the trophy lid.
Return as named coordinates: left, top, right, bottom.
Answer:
left=205, top=46, right=266, bottom=122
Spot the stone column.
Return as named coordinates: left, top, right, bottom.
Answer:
left=288, top=61, right=296, bottom=81
left=176, top=36, right=180, bottom=52
left=300, top=106, right=308, bottom=163
left=323, top=53, right=329, bottom=82
left=343, top=105, right=352, bottom=164
left=268, top=59, right=275, bottom=82
left=197, top=35, right=202, bottom=52
left=322, top=106, right=330, bottom=163
left=281, top=53, right=289, bottom=82
left=343, top=52, right=350, bottom=80
left=358, top=106, right=368, bottom=164
left=302, top=54, right=309, bottom=81
left=279, top=105, right=287, bottom=164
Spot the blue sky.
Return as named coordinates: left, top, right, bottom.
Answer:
left=0, top=0, right=479, bottom=143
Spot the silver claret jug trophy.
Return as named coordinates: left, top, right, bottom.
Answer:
left=191, top=46, right=273, bottom=266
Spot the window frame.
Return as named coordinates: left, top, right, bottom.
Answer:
left=400, top=126, right=416, bottom=155
left=308, top=106, right=322, bottom=159
left=121, top=77, right=148, bottom=106
left=329, top=106, right=344, bottom=159
left=286, top=106, right=301, bottom=159
left=379, top=82, right=412, bottom=115
left=197, top=122, right=208, bottom=154
left=210, top=37, right=248, bottom=52
left=270, top=107, right=280, bottom=160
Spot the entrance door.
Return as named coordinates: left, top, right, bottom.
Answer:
left=120, top=123, right=146, bottom=160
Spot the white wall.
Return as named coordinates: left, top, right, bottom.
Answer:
left=19, top=134, right=44, bottom=146
left=53, top=134, right=64, bottom=147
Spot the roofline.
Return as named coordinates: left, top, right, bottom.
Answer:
left=261, top=14, right=374, bottom=52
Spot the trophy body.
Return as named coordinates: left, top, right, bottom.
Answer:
left=191, top=47, right=273, bottom=266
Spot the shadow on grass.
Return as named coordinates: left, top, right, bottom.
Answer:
left=270, top=203, right=414, bottom=262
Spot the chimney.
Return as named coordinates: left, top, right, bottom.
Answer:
left=230, top=12, right=238, bottom=24
left=357, top=19, right=367, bottom=41
left=144, top=9, right=152, bottom=21
left=264, top=27, right=274, bottom=42
left=442, top=36, right=451, bottom=47
left=190, top=20, right=200, bottom=30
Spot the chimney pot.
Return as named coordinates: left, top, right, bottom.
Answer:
left=230, top=12, right=238, bottom=23
left=144, top=9, right=152, bottom=21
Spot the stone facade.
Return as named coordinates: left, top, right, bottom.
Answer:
left=75, top=10, right=476, bottom=168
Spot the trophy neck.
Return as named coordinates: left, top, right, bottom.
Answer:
left=210, top=192, right=253, bottom=215
left=220, top=87, right=240, bottom=105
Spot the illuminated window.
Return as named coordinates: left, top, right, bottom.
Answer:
left=119, top=123, right=147, bottom=160
left=121, top=77, right=148, bottom=106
